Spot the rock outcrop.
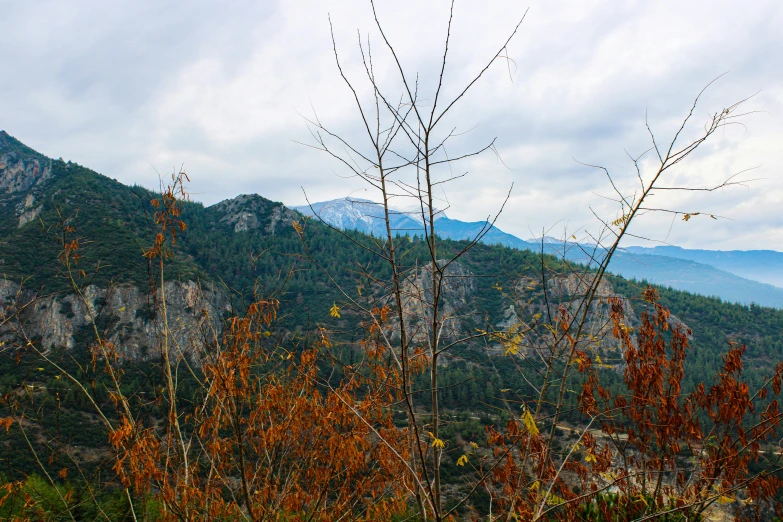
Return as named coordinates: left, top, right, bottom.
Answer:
left=0, top=278, right=229, bottom=361
left=0, top=133, right=52, bottom=226
left=212, top=194, right=298, bottom=234
left=396, top=260, right=478, bottom=347
left=0, top=152, right=51, bottom=198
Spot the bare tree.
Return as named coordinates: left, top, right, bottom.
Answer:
left=302, top=2, right=782, bottom=520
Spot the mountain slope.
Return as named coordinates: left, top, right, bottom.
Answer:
left=0, top=131, right=202, bottom=289
left=293, top=198, right=531, bottom=248
left=608, top=252, right=783, bottom=307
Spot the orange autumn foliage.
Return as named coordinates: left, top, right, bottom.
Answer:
left=107, top=295, right=410, bottom=521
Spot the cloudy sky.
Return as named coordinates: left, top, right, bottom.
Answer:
left=2, top=0, right=781, bottom=250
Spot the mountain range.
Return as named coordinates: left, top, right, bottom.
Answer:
left=3, top=129, right=783, bottom=390
left=294, top=197, right=783, bottom=308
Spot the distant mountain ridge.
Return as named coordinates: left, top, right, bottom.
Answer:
left=294, top=197, right=783, bottom=308
left=294, top=198, right=423, bottom=237
left=623, top=245, right=783, bottom=288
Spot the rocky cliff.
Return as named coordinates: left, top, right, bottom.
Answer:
left=0, top=132, right=52, bottom=228
left=392, top=259, right=653, bottom=368
left=212, top=193, right=298, bottom=235
left=0, top=278, right=229, bottom=361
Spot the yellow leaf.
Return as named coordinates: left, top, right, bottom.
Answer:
left=119, top=306, right=126, bottom=312
left=522, top=407, right=539, bottom=436
left=432, top=438, right=445, bottom=449
left=584, top=452, right=597, bottom=463
left=595, top=355, right=611, bottom=369
left=528, top=480, right=540, bottom=491
left=292, top=220, right=303, bottom=234
left=612, top=214, right=629, bottom=227
left=469, top=442, right=479, bottom=449
left=717, top=495, right=734, bottom=505
left=330, top=303, right=341, bottom=318
left=546, top=494, right=565, bottom=506
left=600, top=471, right=617, bottom=482
left=456, top=455, right=468, bottom=466
left=498, top=324, right=525, bottom=356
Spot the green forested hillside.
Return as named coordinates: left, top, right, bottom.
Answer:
left=2, top=134, right=782, bottom=394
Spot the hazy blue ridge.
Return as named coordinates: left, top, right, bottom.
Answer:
left=504, top=241, right=783, bottom=309
left=624, top=245, right=783, bottom=288
left=601, top=251, right=783, bottom=308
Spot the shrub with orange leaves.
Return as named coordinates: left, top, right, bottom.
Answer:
left=580, top=290, right=783, bottom=521
left=484, top=288, right=783, bottom=521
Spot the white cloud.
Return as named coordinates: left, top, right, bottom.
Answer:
left=1, top=0, right=781, bottom=250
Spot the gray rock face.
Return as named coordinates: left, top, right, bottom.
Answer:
left=17, top=193, right=42, bottom=227
left=231, top=211, right=259, bottom=233
left=0, top=141, right=52, bottom=228
left=213, top=194, right=297, bottom=235
left=396, top=260, right=478, bottom=349
left=502, top=274, right=634, bottom=358
left=0, top=152, right=52, bottom=196
left=492, top=273, right=694, bottom=368
left=497, top=305, right=519, bottom=329
left=390, top=261, right=665, bottom=369
left=0, top=279, right=229, bottom=362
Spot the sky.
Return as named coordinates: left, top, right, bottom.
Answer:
left=1, top=0, right=781, bottom=250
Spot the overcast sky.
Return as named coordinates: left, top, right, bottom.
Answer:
left=2, top=0, right=781, bottom=250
